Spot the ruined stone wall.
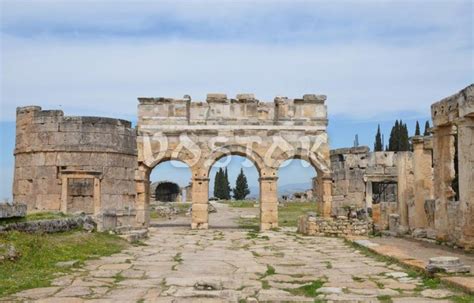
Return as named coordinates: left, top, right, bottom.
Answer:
left=330, top=146, right=368, bottom=214
left=330, top=147, right=402, bottom=216
left=13, top=106, right=137, bottom=228
left=431, top=84, right=474, bottom=249
left=297, top=213, right=368, bottom=237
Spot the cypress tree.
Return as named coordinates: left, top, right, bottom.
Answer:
left=388, top=120, right=399, bottom=151
left=424, top=120, right=430, bottom=136
left=374, top=124, right=383, bottom=151
left=223, top=168, right=231, bottom=200
left=400, top=122, right=409, bottom=151
left=415, top=121, right=421, bottom=136
left=213, top=169, right=221, bottom=198
left=233, top=168, right=250, bottom=200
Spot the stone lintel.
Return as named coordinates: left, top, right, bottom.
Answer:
left=232, top=93, right=257, bottom=103
left=330, top=146, right=370, bottom=156
left=294, top=94, right=327, bottom=103
left=206, top=93, right=228, bottom=103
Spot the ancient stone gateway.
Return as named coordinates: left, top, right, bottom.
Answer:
left=135, top=93, right=332, bottom=230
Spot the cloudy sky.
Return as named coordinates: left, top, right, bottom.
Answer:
left=0, top=0, right=472, bottom=200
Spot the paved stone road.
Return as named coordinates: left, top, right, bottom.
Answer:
left=3, top=204, right=465, bottom=302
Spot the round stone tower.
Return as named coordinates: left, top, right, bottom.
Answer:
left=13, top=106, right=138, bottom=229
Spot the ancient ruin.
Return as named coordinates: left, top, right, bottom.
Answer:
left=10, top=85, right=474, bottom=248
left=136, top=93, right=332, bottom=230
left=13, top=106, right=138, bottom=229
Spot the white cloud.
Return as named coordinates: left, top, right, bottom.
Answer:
left=1, top=34, right=472, bottom=121
left=0, top=0, right=472, bottom=121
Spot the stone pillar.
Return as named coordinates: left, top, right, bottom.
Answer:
left=412, top=136, right=433, bottom=229
left=260, top=176, right=278, bottom=230
left=135, top=164, right=150, bottom=228
left=191, top=176, right=209, bottom=229
left=365, top=180, right=373, bottom=209
left=457, top=118, right=474, bottom=249
left=432, top=125, right=457, bottom=241
left=397, top=152, right=414, bottom=229
left=316, top=175, right=333, bottom=218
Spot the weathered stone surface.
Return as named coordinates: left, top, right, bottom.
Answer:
left=13, top=106, right=137, bottom=231
left=0, top=215, right=95, bottom=234
left=0, top=203, right=26, bottom=218
left=298, top=213, right=368, bottom=237
left=137, top=93, right=332, bottom=230
left=426, top=256, right=471, bottom=274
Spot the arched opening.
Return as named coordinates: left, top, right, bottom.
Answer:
left=208, top=155, right=260, bottom=229
left=277, top=158, right=318, bottom=227
left=149, top=160, right=192, bottom=225
left=153, top=181, right=181, bottom=202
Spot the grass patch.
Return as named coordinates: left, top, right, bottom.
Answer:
left=0, top=230, right=127, bottom=297
left=265, top=265, right=276, bottom=276
left=261, top=280, right=270, bottom=289
left=251, top=251, right=261, bottom=257
left=324, top=261, right=332, bottom=269
left=451, top=294, right=474, bottom=303
left=224, top=200, right=256, bottom=208
left=173, top=252, right=183, bottom=263
left=352, top=276, right=364, bottom=282
left=246, top=230, right=269, bottom=240
left=237, top=217, right=259, bottom=231
left=376, top=295, right=393, bottom=303
left=258, top=264, right=276, bottom=280
left=113, top=273, right=126, bottom=283
left=0, top=212, right=71, bottom=226
left=278, top=202, right=317, bottom=227
left=286, top=279, right=325, bottom=297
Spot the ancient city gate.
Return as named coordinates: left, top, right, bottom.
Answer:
left=135, top=93, right=332, bottom=230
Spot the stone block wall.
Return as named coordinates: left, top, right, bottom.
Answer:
left=431, top=84, right=474, bottom=249
left=13, top=106, right=138, bottom=229
left=297, top=213, right=368, bottom=237
left=0, top=203, right=27, bottom=219
left=330, top=146, right=402, bottom=216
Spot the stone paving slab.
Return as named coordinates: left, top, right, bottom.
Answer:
left=2, top=205, right=471, bottom=302
left=348, top=236, right=474, bottom=295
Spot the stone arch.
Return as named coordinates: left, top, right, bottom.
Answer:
left=274, top=149, right=333, bottom=217
left=273, top=148, right=331, bottom=177
left=204, top=144, right=267, bottom=178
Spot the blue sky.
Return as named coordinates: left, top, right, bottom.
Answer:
left=0, top=0, right=473, bottom=200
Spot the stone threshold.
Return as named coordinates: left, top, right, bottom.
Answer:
left=345, top=235, right=474, bottom=295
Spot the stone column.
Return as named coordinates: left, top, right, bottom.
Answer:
left=397, top=152, right=414, bottom=229
left=316, top=175, right=333, bottom=218
left=191, top=176, right=209, bottom=229
left=260, top=176, right=278, bottom=230
left=432, top=125, right=457, bottom=241
left=365, top=180, right=373, bottom=209
left=457, top=118, right=474, bottom=249
left=135, top=164, right=150, bottom=228
left=412, top=136, right=433, bottom=229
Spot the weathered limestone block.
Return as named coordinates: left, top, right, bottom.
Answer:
left=426, top=256, right=471, bottom=274
left=298, top=213, right=368, bottom=237
left=13, top=106, right=137, bottom=231
left=0, top=203, right=27, bottom=219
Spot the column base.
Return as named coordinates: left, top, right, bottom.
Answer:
left=260, top=222, right=278, bottom=231
left=191, top=222, right=209, bottom=230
